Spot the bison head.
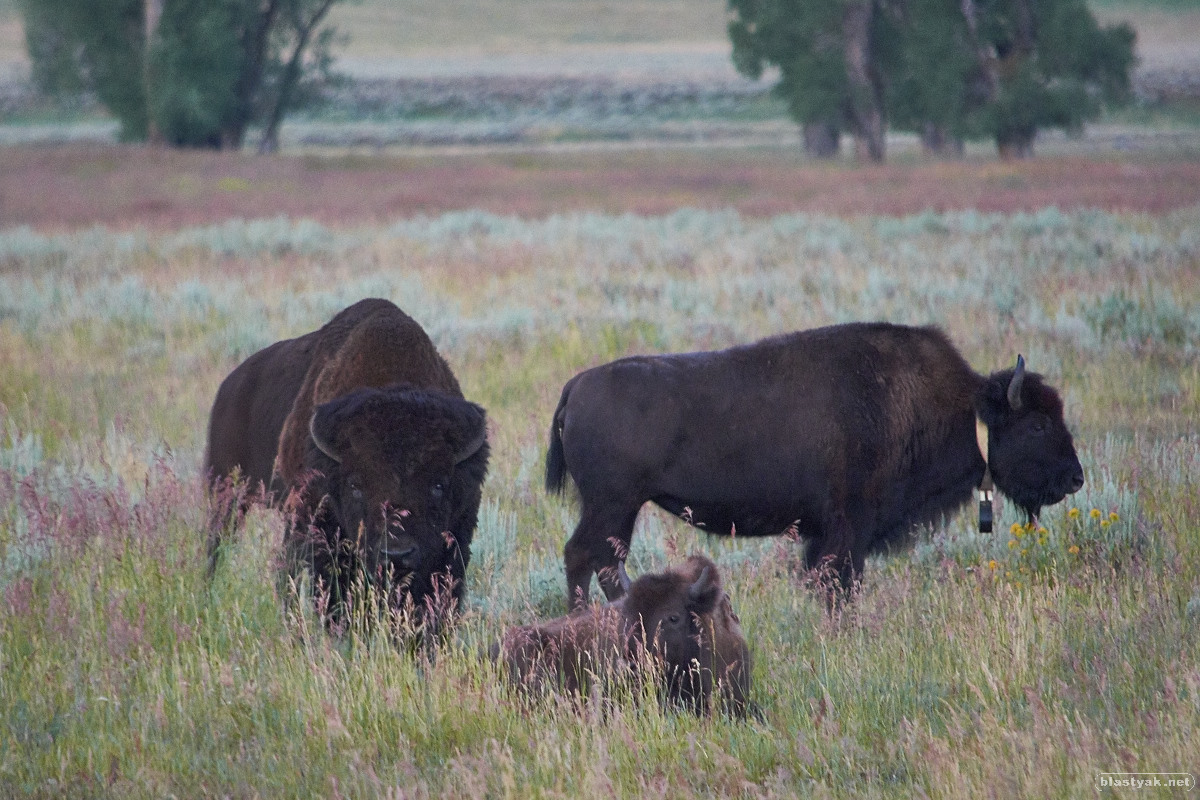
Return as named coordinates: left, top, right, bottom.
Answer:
left=304, top=384, right=488, bottom=600
left=620, top=555, right=751, bottom=715
left=976, top=355, right=1085, bottom=520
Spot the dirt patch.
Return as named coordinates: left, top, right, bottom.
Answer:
left=2, top=143, right=1198, bottom=231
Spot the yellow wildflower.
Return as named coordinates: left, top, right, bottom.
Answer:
left=1067, top=507, right=1080, bottom=519
left=1090, top=508, right=1102, bottom=519
left=1008, top=540, right=1018, bottom=549
left=1108, top=511, right=1119, bottom=522
left=1010, top=522, right=1024, bottom=535
left=988, top=560, right=998, bottom=571
left=1068, top=545, right=1080, bottom=555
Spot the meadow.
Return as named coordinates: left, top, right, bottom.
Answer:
left=1, top=0, right=1199, bottom=795
left=1, top=203, right=1198, bottom=798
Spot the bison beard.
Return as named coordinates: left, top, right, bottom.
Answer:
left=546, top=322, right=1084, bottom=606
left=205, top=298, right=489, bottom=635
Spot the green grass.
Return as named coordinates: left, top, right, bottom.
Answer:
left=1, top=207, right=1198, bottom=797
left=1093, top=0, right=1200, bottom=10
left=322, top=0, right=1198, bottom=55
left=1106, top=99, right=1200, bottom=128
left=324, top=0, right=730, bottom=56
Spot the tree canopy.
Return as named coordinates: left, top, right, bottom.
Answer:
left=728, top=0, right=1136, bottom=160
left=19, top=0, right=341, bottom=150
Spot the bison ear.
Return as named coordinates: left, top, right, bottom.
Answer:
left=686, top=564, right=721, bottom=614
left=451, top=401, right=488, bottom=465
left=1007, top=354, right=1026, bottom=412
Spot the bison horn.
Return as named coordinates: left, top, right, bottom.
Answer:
left=309, top=412, right=343, bottom=463
left=617, top=561, right=633, bottom=594
left=454, top=428, right=487, bottom=465
left=1007, top=354, right=1026, bottom=411
left=687, top=564, right=717, bottom=608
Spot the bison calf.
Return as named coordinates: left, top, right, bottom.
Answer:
left=205, top=298, right=489, bottom=631
left=546, top=322, right=1084, bottom=605
left=497, top=555, right=752, bottom=717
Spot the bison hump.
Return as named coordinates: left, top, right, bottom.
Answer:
left=274, top=300, right=462, bottom=487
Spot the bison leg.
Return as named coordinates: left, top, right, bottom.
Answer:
left=564, top=502, right=641, bottom=609
left=803, top=512, right=867, bottom=602
left=204, top=473, right=260, bottom=579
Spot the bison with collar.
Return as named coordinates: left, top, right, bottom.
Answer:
left=546, top=322, right=1083, bottom=605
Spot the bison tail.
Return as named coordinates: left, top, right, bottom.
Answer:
left=545, top=379, right=574, bottom=495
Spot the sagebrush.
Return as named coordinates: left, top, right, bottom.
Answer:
left=0, top=207, right=1197, bottom=797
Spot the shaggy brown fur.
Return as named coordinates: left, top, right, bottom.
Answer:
left=497, top=555, right=752, bottom=716
left=205, top=298, right=488, bottom=628
left=272, top=300, right=463, bottom=490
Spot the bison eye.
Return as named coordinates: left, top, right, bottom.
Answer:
left=667, top=613, right=681, bottom=625
left=431, top=482, right=445, bottom=499
left=346, top=476, right=364, bottom=500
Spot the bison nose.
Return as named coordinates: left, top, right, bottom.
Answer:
left=384, top=544, right=417, bottom=568
left=1067, top=469, right=1084, bottom=494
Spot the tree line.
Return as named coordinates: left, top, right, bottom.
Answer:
left=17, top=0, right=1135, bottom=160
left=729, top=0, right=1136, bottom=160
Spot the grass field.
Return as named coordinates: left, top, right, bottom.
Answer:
left=1, top=201, right=1198, bottom=797
left=5, top=144, right=1200, bottom=230
left=0, top=1, right=1198, bottom=797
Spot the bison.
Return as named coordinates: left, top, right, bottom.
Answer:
left=546, top=322, right=1084, bottom=605
left=205, top=298, right=489, bottom=628
left=496, top=555, right=752, bottom=716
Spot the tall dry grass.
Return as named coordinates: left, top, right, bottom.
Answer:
left=0, top=206, right=1197, bottom=797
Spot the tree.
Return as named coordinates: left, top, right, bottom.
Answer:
left=728, top=0, right=898, bottom=161
left=841, top=1, right=889, bottom=161
left=20, top=0, right=149, bottom=139
left=256, top=0, right=340, bottom=154
left=963, top=0, right=1136, bottom=158
left=727, top=0, right=1135, bottom=161
left=18, top=0, right=342, bottom=150
left=888, top=0, right=977, bottom=154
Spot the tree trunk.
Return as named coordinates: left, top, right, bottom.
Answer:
left=220, top=0, right=282, bottom=149
left=960, top=0, right=998, bottom=105
left=920, top=123, right=964, bottom=157
left=258, top=0, right=337, bottom=154
left=1012, top=0, right=1036, bottom=56
left=143, top=0, right=164, bottom=145
left=996, top=129, right=1035, bottom=159
left=803, top=121, right=841, bottom=159
left=842, top=0, right=885, bottom=162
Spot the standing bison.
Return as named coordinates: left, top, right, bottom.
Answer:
left=546, top=322, right=1084, bottom=605
left=205, top=298, right=489, bottom=628
left=497, top=555, right=752, bottom=716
